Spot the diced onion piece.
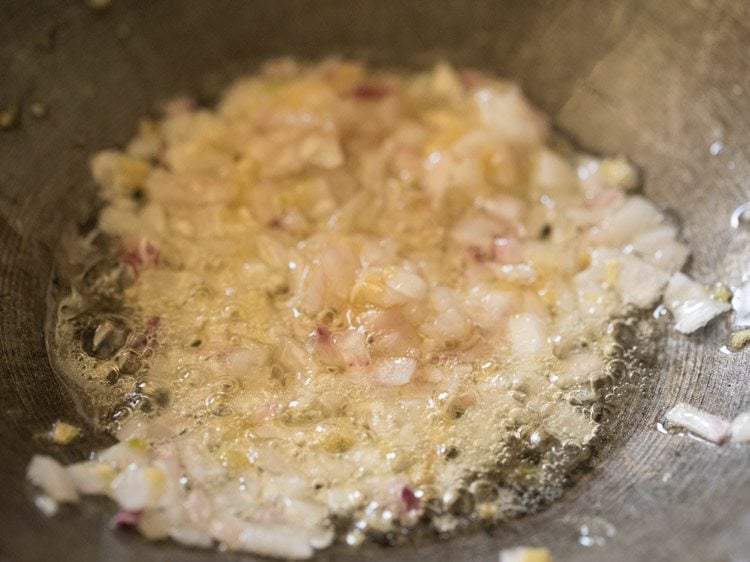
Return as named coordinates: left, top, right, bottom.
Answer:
left=110, top=465, right=166, bottom=511
left=465, top=285, right=512, bottom=332
left=90, top=150, right=151, bottom=197
left=450, top=213, right=498, bottom=248
left=321, top=244, right=358, bottom=301
left=97, top=440, right=149, bottom=469
left=592, top=196, right=661, bottom=247
left=531, top=148, right=578, bottom=194
left=111, top=509, right=142, bottom=528
left=138, top=509, right=173, bottom=539
left=489, top=263, right=537, bottom=285
left=629, top=225, right=690, bottom=273
left=169, top=526, right=215, bottom=548
left=332, top=328, right=370, bottom=368
left=364, top=309, right=420, bottom=356
left=209, top=515, right=316, bottom=559
left=552, top=352, right=603, bottom=388
left=429, top=62, right=463, bottom=102
left=223, top=344, right=272, bottom=375
left=664, top=273, right=731, bottom=334
left=474, top=86, right=548, bottom=146
left=308, top=527, right=335, bottom=549
left=298, top=263, right=327, bottom=314
left=507, top=313, right=549, bottom=358
left=371, top=357, right=417, bottom=386
left=67, top=461, right=116, bottom=495
left=500, top=546, right=553, bottom=562
left=184, top=488, right=214, bottom=527
left=324, top=487, right=363, bottom=512
left=729, top=412, right=750, bottom=443
left=479, top=194, right=525, bottom=225
left=615, top=254, right=671, bottom=308
left=731, top=282, right=750, bottom=328
left=27, top=455, right=79, bottom=503
left=423, top=287, right=471, bottom=341
left=385, top=269, right=427, bottom=301
left=424, top=307, right=470, bottom=342
left=572, top=249, right=619, bottom=320
left=493, top=237, right=522, bottom=264
left=279, top=337, right=311, bottom=374
left=543, top=401, right=596, bottom=445
left=665, top=403, right=731, bottom=444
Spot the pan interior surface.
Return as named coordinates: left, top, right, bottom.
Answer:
left=1, top=2, right=749, bottom=561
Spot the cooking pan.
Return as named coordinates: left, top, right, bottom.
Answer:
left=1, top=1, right=749, bottom=561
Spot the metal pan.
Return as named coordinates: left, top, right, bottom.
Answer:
left=1, top=1, right=748, bottom=560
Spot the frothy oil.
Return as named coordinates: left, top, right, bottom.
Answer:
left=46, top=59, right=665, bottom=552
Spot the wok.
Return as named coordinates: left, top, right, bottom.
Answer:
left=1, top=1, right=749, bottom=561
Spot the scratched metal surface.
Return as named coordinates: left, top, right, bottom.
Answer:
left=1, top=1, right=749, bottom=561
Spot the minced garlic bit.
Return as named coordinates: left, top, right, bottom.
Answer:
left=40, top=58, right=707, bottom=558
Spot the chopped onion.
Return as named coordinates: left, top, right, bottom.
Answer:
left=499, top=546, right=553, bottom=562
left=665, top=403, right=731, bottom=444
left=493, top=237, right=522, bottom=263
left=364, top=309, right=420, bottom=356
left=44, top=59, right=741, bottom=558
left=111, top=509, right=142, bottom=528
left=385, top=268, right=427, bottom=301
left=67, top=461, right=115, bottom=495
left=331, top=328, right=370, bottom=368
left=464, top=285, right=512, bottom=332
left=321, top=244, right=358, bottom=301
left=479, top=194, right=525, bottom=225
left=664, top=273, right=731, bottom=334
left=428, top=62, right=463, bottom=102
left=615, top=254, right=671, bottom=308
left=531, top=148, right=578, bottom=194
left=543, top=401, right=597, bottom=445
left=371, top=357, right=417, bottom=386
left=209, top=515, right=316, bottom=559
left=279, top=337, right=311, bottom=374
left=628, top=225, right=689, bottom=273
left=110, top=465, right=167, bottom=511
left=507, top=313, right=549, bottom=358
left=97, top=440, right=149, bottom=469
left=27, top=455, right=79, bottom=503
left=474, top=86, right=548, bottom=146
left=731, top=282, right=750, bottom=327
left=423, top=287, right=470, bottom=341
left=183, top=488, right=214, bottom=527
left=122, top=236, right=161, bottom=275
left=450, top=213, right=499, bottom=248
left=169, top=526, right=215, bottom=548
left=552, top=352, right=603, bottom=388
left=729, top=412, right=750, bottom=443
left=138, top=508, right=173, bottom=539
left=591, top=196, right=661, bottom=247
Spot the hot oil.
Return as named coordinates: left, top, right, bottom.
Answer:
left=42, top=61, right=673, bottom=553
left=48, top=224, right=660, bottom=545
